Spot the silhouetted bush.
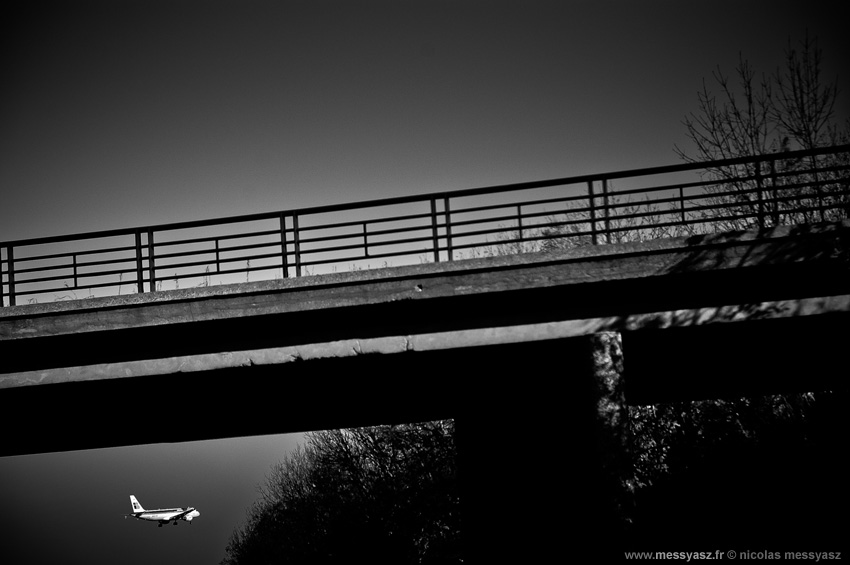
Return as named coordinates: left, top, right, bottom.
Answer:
left=222, top=420, right=460, bottom=565
left=625, top=391, right=845, bottom=549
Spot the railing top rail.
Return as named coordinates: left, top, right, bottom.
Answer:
left=3, top=144, right=847, bottom=249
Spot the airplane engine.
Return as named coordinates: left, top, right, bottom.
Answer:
left=184, top=515, right=194, bottom=521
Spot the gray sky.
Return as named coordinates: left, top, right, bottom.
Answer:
left=2, top=0, right=846, bottom=243
left=0, top=433, right=304, bottom=564
left=0, top=1, right=846, bottom=564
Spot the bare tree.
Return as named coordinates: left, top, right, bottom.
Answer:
left=222, top=421, right=460, bottom=565
left=772, top=36, right=842, bottom=152
left=674, top=35, right=849, bottom=230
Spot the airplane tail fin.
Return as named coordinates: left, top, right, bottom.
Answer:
left=130, top=495, right=145, bottom=513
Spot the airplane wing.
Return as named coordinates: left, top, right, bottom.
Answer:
left=169, top=508, right=195, bottom=520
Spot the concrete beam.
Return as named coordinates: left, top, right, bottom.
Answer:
left=2, top=220, right=847, bottom=342
left=2, top=294, right=847, bottom=389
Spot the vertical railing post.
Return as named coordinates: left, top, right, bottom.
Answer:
left=755, top=159, right=765, bottom=229
left=1, top=247, right=7, bottom=307
left=135, top=230, right=145, bottom=293
left=7, top=246, right=15, bottom=306
left=6, top=246, right=15, bottom=306
left=72, top=253, right=78, bottom=290
left=279, top=213, right=289, bottom=278
left=679, top=186, right=687, bottom=226
left=147, top=229, right=156, bottom=292
left=293, top=214, right=301, bottom=277
left=588, top=180, right=597, bottom=245
left=362, top=222, right=369, bottom=258
left=444, top=197, right=453, bottom=261
left=430, top=199, right=441, bottom=263
left=516, top=204, right=524, bottom=249
left=602, top=178, right=611, bottom=244
left=810, top=154, right=824, bottom=222
left=769, top=157, right=780, bottom=225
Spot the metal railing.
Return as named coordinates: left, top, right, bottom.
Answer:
left=2, top=144, right=848, bottom=306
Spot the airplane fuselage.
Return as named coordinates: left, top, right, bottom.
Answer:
left=133, top=508, right=198, bottom=522
left=127, top=496, right=200, bottom=526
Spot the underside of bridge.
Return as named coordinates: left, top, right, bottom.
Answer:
left=0, top=303, right=846, bottom=454
left=1, top=221, right=848, bottom=559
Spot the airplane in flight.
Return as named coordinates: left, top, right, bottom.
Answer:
left=126, top=495, right=201, bottom=527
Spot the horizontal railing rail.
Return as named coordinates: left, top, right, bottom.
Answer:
left=2, top=144, right=848, bottom=306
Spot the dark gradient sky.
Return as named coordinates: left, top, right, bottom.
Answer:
left=0, top=433, right=304, bottom=564
left=2, top=0, right=846, bottom=243
left=0, top=1, right=847, bottom=564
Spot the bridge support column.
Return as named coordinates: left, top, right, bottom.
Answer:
left=587, top=331, right=633, bottom=532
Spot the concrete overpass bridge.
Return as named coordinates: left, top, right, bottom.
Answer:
left=1, top=220, right=848, bottom=556
left=2, top=219, right=847, bottom=452
left=1, top=145, right=848, bottom=559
